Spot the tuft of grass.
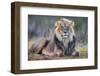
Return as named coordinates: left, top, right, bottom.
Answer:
left=75, top=45, right=88, bottom=58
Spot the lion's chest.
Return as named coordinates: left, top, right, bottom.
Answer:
left=63, top=39, right=69, bottom=48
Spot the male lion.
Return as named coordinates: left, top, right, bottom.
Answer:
left=29, top=18, right=79, bottom=59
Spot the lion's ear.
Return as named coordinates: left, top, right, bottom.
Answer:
left=71, top=21, right=75, bottom=27
left=54, top=21, right=57, bottom=28
left=54, top=21, right=60, bottom=28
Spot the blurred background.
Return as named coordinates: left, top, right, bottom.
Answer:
left=28, top=15, right=88, bottom=44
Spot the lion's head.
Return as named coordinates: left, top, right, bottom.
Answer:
left=54, top=18, right=75, bottom=43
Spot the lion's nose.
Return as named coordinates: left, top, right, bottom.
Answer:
left=64, top=31, right=67, bottom=33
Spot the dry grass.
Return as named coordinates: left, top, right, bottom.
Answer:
left=28, top=46, right=88, bottom=61
left=75, top=45, right=88, bottom=58
left=28, top=38, right=88, bottom=60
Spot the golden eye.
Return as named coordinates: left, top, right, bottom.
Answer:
left=60, top=26, right=63, bottom=30
left=64, top=23, right=66, bottom=26
left=59, top=23, right=61, bottom=26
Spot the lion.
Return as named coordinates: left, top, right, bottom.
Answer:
left=29, top=18, right=79, bottom=59
left=53, top=18, right=79, bottom=56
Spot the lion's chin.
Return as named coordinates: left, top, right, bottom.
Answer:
left=63, top=35, right=69, bottom=39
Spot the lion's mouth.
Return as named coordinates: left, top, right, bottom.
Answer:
left=63, top=33, right=69, bottom=38
left=63, top=36, right=68, bottom=40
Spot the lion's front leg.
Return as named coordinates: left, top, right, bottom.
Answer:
left=71, top=50, right=79, bottom=56
left=65, top=36, right=79, bottom=56
left=42, top=45, right=64, bottom=57
left=65, top=48, right=79, bottom=56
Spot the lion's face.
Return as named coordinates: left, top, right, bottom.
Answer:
left=54, top=18, right=75, bottom=42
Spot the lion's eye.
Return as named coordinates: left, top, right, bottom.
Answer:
left=60, top=26, right=63, bottom=29
left=59, top=23, right=61, bottom=25
left=64, top=23, right=66, bottom=26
